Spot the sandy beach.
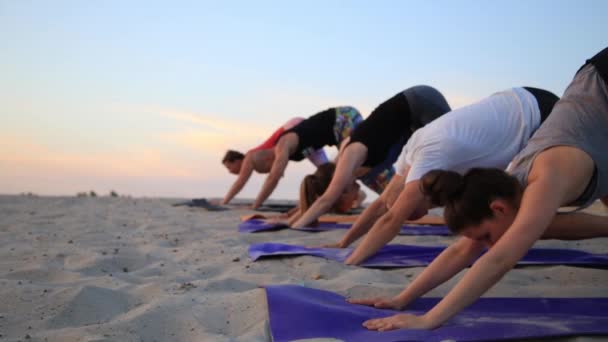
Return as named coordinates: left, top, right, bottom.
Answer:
left=0, top=195, right=606, bottom=341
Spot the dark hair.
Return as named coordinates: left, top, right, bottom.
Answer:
left=420, top=168, right=523, bottom=234
left=299, top=163, right=336, bottom=213
left=222, top=150, right=245, bottom=163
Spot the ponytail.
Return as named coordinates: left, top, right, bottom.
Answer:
left=420, top=168, right=522, bottom=233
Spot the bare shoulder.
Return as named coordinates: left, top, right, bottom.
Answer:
left=529, top=146, right=594, bottom=179
left=244, top=150, right=258, bottom=165
left=340, top=142, right=368, bottom=168
left=276, top=132, right=298, bottom=150
left=529, top=146, right=595, bottom=203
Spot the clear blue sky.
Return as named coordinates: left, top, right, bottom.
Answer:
left=1, top=1, right=606, bottom=199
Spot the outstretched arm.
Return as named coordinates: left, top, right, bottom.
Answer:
left=350, top=237, right=485, bottom=310
left=291, top=143, right=367, bottom=228
left=334, top=174, right=405, bottom=248
left=412, top=147, right=594, bottom=330
left=221, top=154, right=255, bottom=205
left=345, top=179, right=424, bottom=265
left=252, top=139, right=292, bottom=209
left=421, top=173, right=562, bottom=328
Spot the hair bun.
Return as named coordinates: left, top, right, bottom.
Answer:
left=420, top=169, right=464, bottom=206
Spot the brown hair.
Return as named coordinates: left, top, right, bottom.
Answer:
left=299, top=163, right=336, bottom=213
left=420, top=168, right=523, bottom=234
left=222, top=150, right=245, bottom=163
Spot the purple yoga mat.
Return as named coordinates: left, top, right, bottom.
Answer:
left=239, top=219, right=451, bottom=235
left=266, top=285, right=608, bottom=342
left=249, top=242, right=608, bottom=268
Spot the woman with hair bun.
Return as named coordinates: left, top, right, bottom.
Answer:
left=265, top=163, right=365, bottom=224
left=292, top=163, right=364, bottom=223
left=330, top=86, right=560, bottom=260
left=349, top=47, right=608, bottom=332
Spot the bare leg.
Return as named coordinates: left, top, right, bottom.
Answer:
left=601, top=196, right=608, bottom=208
left=542, top=212, right=608, bottom=239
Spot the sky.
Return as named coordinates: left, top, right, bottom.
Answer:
left=1, top=0, right=607, bottom=200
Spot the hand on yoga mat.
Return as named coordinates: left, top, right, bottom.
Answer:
left=347, top=296, right=405, bottom=310
left=320, top=242, right=343, bottom=249
left=261, top=217, right=288, bottom=225
left=363, top=313, right=433, bottom=331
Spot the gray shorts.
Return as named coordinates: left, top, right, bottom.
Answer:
left=509, top=63, right=608, bottom=208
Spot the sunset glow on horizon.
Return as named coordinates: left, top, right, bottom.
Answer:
left=1, top=1, right=606, bottom=199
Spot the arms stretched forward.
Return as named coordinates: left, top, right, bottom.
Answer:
left=326, top=173, right=405, bottom=248
left=291, top=142, right=367, bottom=228
left=345, top=178, right=426, bottom=265
left=349, top=237, right=485, bottom=330
left=353, top=146, right=599, bottom=331
left=252, top=134, right=297, bottom=209
left=221, top=154, right=255, bottom=205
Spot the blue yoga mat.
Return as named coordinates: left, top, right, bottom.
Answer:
left=239, top=219, right=451, bottom=235
left=249, top=242, right=608, bottom=268
left=173, top=199, right=297, bottom=212
left=266, top=285, right=608, bottom=342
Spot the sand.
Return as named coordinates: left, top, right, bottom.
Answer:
left=0, top=195, right=606, bottom=341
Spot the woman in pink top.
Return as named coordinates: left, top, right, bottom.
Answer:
left=220, top=117, right=329, bottom=205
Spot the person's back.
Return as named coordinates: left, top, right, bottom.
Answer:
left=400, top=87, right=552, bottom=181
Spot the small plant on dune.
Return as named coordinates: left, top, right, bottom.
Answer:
left=89, top=191, right=97, bottom=197
left=76, top=192, right=88, bottom=197
left=110, top=190, right=119, bottom=197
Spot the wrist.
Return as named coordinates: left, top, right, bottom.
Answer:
left=420, top=313, right=440, bottom=329
left=394, top=293, right=414, bottom=309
